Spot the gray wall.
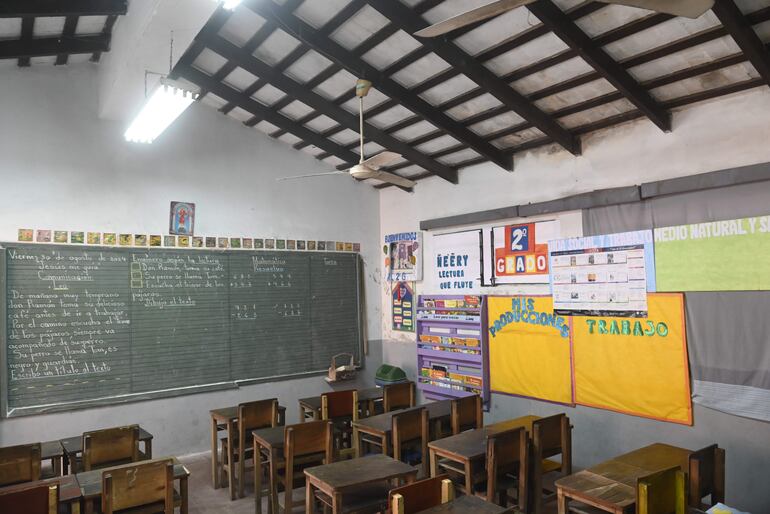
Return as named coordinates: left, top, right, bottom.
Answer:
left=0, top=65, right=383, bottom=455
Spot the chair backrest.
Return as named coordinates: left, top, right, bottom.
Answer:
left=392, top=407, right=429, bottom=474
left=688, top=444, right=725, bottom=508
left=486, top=426, right=528, bottom=508
left=532, top=413, right=571, bottom=473
left=450, top=394, right=482, bottom=435
left=238, top=398, right=279, bottom=444
left=321, top=390, right=359, bottom=421
left=636, top=466, right=685, bottom=514
left=283, top=421, right=333, bottom=499
left=101, top=458, right=174, bottom=514
left=0, top=443, right=42, bottom=486
left=0, top=482, right=57, bottom=514
left=390, top=476, right=454, bottom=514
left=83, top=425, right=140, bottom=471
left=383, top=382, right=415, bottom=412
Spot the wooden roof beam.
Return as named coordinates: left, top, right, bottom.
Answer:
left=712, top=0, right=770, bottom=88
left=201, top=33, right=458, bottom=184
left=0, top=35, right=108, bottom=60
left=0, top=0, right=127, bottom=17
left=527, top=0, right=671, bottom=132
left=245, top=0, right=513, bottom=171
left=56, top=16, right=79, bottom=65
left=366, top=0, right=580, bottom=156
left=17, top=17, right=33, bottom=67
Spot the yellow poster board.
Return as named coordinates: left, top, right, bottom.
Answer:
left=572, top=293, right=692, bottom=425
left=487, top=296, right=573, bottom=404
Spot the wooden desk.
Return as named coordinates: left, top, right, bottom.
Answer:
left=555, top=443, right=691, bottom=514
left=304, top=454, right=418, bottom=514
left=60, top=427, right=153, bottom=474
left=209, top=404, right=286, bottom=493
left=0, top=474, right=81, bottom=514
left=41, top=440, right=65, bottom=477
left=252, top=425, right=286, bottom=514
left=298, top=387, right=383, bottom=422
left=414, top=495, right=514, bottom=514
left=76, top=458, right=189, bottom=514
left=352, top=399, right=452, bottom=457
left=427, top=415, right=540, bottom=493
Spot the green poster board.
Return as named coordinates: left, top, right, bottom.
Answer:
left=654, top=215, right=770, bottom=291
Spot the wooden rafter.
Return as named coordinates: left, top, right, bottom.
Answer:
left=90, top=14, right=119, bottom=62
left=200, top=32, right=459, bottom=184
left=712, top=0, right=770, bottom=88
left=56, top=16, right=79, bottom=65
left=366, top=0, right=581, bottom=156
left=244, top=0, right=514, bottom=171
left=18, top=17, right=33, bottom=67
left=0, top=0, right=127, bottom=17
left=0, top=35, right=109, bottom=60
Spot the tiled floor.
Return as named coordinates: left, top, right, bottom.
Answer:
left=179, top=452, right=560, bottom=514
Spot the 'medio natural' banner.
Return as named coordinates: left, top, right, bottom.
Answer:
left=654, top=215, right=770, bottom=291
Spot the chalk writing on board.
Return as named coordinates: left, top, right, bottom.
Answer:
left=130, top=253, right=226, bottom=289
left=230, top=273, right=253, bottom=289
left=274, top=303, right=303, bottom=318
left=253, top=256, right=286, bottom=273
left=267, top=273, right=293, bottom=288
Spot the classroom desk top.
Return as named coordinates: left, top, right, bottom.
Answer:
left=40, top=439, right=65, bottom=460
left=60, top=427, right=154, bottom=455
left=299, top=387, right=383, bottom=412
left=304, top=454, right=417, bottom=492
left=414, top=495, right=513, bottom=514
left=427, top=415, right=540, bottom=461
left=210, top=404, right=287, bottom=422
left=251, top=425, right=286, bottom=451
left=555, top=443, right=691, bottom=513
left=352, top=399, right=452, bottom=436
left=0, top=474, right=81, bottom=504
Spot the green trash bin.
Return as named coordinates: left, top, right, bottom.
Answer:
left=375, top=364, right=408, bottom=387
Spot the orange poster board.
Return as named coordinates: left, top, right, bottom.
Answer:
left=487, top=296, right=573, bottom=404
left=572, top=293, right=692, bottom=425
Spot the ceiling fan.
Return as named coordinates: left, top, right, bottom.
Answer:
left=278, top=80, right=415, bottom=190
left=414, top=0, right=715, bottom=38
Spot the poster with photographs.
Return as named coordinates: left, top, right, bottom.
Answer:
left=549, top=230, right=656, bottom=317
left=384, top=231, right=423, bottom=281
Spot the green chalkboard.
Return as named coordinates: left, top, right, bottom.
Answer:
left=0, top=244, right=362, bottom=417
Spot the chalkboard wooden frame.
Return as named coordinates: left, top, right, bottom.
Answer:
left=1, top=244, right=364, bottom=417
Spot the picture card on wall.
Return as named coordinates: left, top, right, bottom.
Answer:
left=549, top=230, right=655, bottom=317
left=287, top=239, right=296, bottom=250
left=178, top=236, right=190, bottom=247
left=276, top=239, right=286, bottom=250
left=54, top=231, right=69, bottom=243
left=87, top=232, right=101, bottom=245
left=164, top=236, right=176, bottom=247
left=265, top=239, right=275, bottom=249
left=192, top=236, right=204, bottom=248
left=308, top=241, right=316, bottom=251
left=242, top=238, right=253, bottom=249
left=103, top=233, right=116, bottom=245
left=317, top=241, right=326, bottom=251
left=491, top=220, right=561, bottom=284
left=654, top=215, right=770, bottom=291
left=150, top=235, right=162, bottom=247
left=36, top=230, right=51, bottom=243
left=254, top=238, right=264, bottom=249
left=71, top=232, right=85, bottom=244
left=134, top=235, right=148, bottom=246
left=18, top=229, right=33, bottom=242
left=230, top=237, right=240, bottom=249
left=218, top=237, right=228, bottom=248
left=206, top=237, right=217, bottom=248
left=297, top=240, right=306, bottom=250
left=119, top=234, right=132, bottom=246
left=384, top=232, right=422, bottom=281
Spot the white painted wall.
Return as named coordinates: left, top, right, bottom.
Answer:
left=379, top=88, right=770, bottom=513
left=0, top=64, right=383, bottom=454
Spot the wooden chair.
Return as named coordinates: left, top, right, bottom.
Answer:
left=221, top=398, right=279, bottom=499
left=279, top=420, right=334, bottom=514
left=479, top=426, right=529, bottom=510
left=82, top=425, right=141, bottom=473
left=532, top=414, right=572, bottom=514
left=688, top=444, right=725, bottom=509
left=0, top=443, right=42, bottom=486
left=637, top=466, right=686, bottom=514
left=389, top=476, right=454, bottom=514
left=450, top=394, right=483, bottom=435
left=392, top=407, right=430, bottom=477
left=102, top=458, right=175, bottom=514
left=383, top=382, right=415, bottom=412
left=321, top=390, right=359, bottom=459
left=0, top=482, right=57, bottom=514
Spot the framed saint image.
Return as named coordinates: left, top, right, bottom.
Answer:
left=169, top=201, right=195, bottom=235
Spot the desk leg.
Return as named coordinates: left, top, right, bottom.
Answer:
left=180, top=475, right=189, bottom=514
left=381, top=435, right=388, bottom=456
left=556, top=489, right=567, bottom=514
left=305, top=478, right=314, bottom=514
left=429, top=449, right=438, bottom=478
left=299, top=402, right=306, bottom=423
left=332, top=492, right=342, bottom=514
left=269, top=446, right=278, bottom=514
left=227, top=420, right=236, bottom=500
left=84, top=499, right=93, bottom=514
left=145, top=438, right=153, bottom=460
left=70, top=499, right=80, bottom=514
left=353, top=427, right=360, bottom=458
left=255, top=439, right=263, bottom=514
left=211, top=416, right=219, bottom=489
left=464, top=460, right=472, bottom=496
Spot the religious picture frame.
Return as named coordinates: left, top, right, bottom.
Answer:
left=169, top=201, right=195, bottom=236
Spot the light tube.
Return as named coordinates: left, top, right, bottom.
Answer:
left=124, top=79, right=199, bottom=144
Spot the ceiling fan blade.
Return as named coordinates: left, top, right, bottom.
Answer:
left=360, top=151, right=402, bottom=170
left=276, top=171, right=346, bottom=181
left=369, top=171, right=417, bottom=189
left=414, top=0, right=536, bottom=38
left=603, top=0, right=714, bottom=18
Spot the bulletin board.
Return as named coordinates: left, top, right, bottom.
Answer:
left=572, top=293, right=692, bottom=425
left=487, top=296, right=573, bottom=405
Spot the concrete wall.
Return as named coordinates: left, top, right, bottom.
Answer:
left=0, top=65, right=383, bottom=455
left=379, top=88, right=770, bottom=514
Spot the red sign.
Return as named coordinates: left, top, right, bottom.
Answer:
left=494, top=223, right=550, bottom=277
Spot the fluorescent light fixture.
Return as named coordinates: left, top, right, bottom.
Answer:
left=220, top=0, right=242, bottom=9
left=124, top=78, right=199, bottom=144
